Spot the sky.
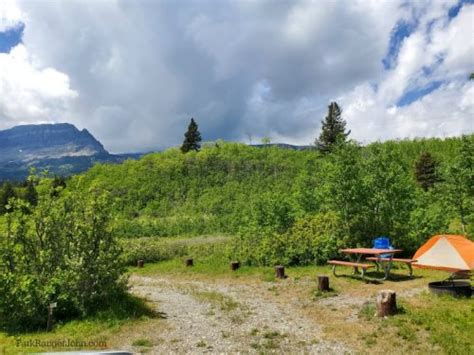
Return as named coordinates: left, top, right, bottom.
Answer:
left=0, top=0, right=473, bottom=153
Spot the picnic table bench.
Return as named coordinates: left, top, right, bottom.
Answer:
left=328, top=260, right=375, bottom=280
left=366, top=257, right=417, bottom=278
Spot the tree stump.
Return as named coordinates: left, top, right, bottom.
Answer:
left=275, top=265, right=285, bottom=279
left=137, top=259, right=144, bottom=268
left=317, top=276, right=330, bottom=292
left=230, top=261, right=240, bottom=271
left=185, top=258, right=194, bottom=267
left=376, top=290, right=397, bottom=317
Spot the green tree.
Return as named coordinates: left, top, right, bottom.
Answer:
left=315, top=102, right=350, bottom=154
left=180, top=118, right=202, bottom=153
left=414, top=152, right=439, bottom=191
left=441, top=136, right=474, bottom=233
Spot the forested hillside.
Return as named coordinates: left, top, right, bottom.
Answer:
left=62, top=135, right=473, bottom=264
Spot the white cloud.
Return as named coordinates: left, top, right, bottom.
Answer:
left=0, top=0, right=472, bottom=152
left=0, top=0, right=23, bottom=31
left=0, top=45, right=77, bottom=129
left=341, top=2, right=474, bottom=143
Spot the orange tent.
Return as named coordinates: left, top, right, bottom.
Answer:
left=413, top=235, right=474, bottom=272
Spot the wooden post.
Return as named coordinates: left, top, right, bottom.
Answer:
left=317, top=276, right=330, bottom=292
left=275, top=265, right=285, bottom=279
left=47, top=302, right=57, bottom=331
left=376, top=290, right=397, bottom=317
left=230, top=261, right=240, bottom=271
left=185, top=258, right=194, bottom=267
left=137, top=259, right=144, bottom=268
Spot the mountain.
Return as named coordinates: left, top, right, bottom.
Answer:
left=0, top=123, right=143, bottom=180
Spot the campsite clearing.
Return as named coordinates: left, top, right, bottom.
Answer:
left=2, top=260, right=472, bottom=354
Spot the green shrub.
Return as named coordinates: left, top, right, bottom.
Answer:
left=232, top=212, right=346, bottom=266
left=0, top=182, right=126, bottom=330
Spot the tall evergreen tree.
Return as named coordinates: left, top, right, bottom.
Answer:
left=315, top=102, right=350, bottom=154
left=180, top=118, right=202, bottom=153
left=414, top=152, right=439, bottom=191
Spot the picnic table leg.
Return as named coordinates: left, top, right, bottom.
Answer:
left=332, top=264, right=339, bottom=277
left=381, top=256, right=394, bottom=281
left=407, top=263, right=413, bottom=278
left=352, top=254, right=363, bottom=275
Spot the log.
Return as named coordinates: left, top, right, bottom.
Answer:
left=185, top=258, right=194, bottom=267
left=317, top=276, right=330, bottom=292
left=230, top=261, right=240, bottom=271
left=376, top=290, right=397, bottom=317
left=137, top=259, right=144, bottom=268
left=275, top=265, right=285, bottom=279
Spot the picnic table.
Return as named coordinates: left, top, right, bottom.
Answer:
left=329, top=248, right=403, bottom=281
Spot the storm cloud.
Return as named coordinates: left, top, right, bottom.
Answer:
left=0, top=0, right=473, bottom=152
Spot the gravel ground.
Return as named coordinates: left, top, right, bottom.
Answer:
left=127, top=275, right=352, bottom=354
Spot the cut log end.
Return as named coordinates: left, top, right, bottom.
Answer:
left=376, top=290, right=397, bottom=317
left=185, top=258, right=194, bottom=267
left=317, top=275, right=330, bottom=292
left=275, top=265, right=285, bottom=279
left=230, top=261, right=240, bottom=271
left=137, top=259, right=144, bottom=268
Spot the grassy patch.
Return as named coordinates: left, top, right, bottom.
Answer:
left=312, top=288, right=338, bottom=299
left=358, top=302, right=376, bottom=320
left=0, top=293, right=162, bottom=354
left=387, top=293, right=474, bottom=353
left=191, top=290, right=240, bottom=313
left=132, top=338, right=153, bottom=347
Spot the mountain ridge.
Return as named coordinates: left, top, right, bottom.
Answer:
left=0, top=123, right=142, bottom=180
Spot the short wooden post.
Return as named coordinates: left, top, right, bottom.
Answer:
left=275, top=265, right=285, bottom=279
left=47, top=302, right=57, bottom=331
left=230, top=261, right=240, bottom=271
left=137, top=259, right=144, bottom=268
left=376, top=290, right=397, bottom=317
left=185, top=258, right=194, bottom=267
left=317, top=276, right=330, bottom=292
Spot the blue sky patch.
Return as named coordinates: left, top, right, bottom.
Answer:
left=382, top=20, right=417, bottom=70
left=448, top=0, right=474, bottom=18
left=0, top=23, right=24, bottom=53
left=397, top=81, right=443, bottom=107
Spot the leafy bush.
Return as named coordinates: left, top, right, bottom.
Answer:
left=0, top=181, right=126, bottom=330
left=232, top=212, right=346, bottom=266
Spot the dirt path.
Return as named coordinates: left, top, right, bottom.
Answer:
left=128, top=275, right=352, bottom=354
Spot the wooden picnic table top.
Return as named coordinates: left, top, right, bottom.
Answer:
left=340, top=248, right=403, bottom=255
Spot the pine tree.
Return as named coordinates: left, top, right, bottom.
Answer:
left=414, top=152, right=439, bottom=191
left=315, top=102, right=350, bottom=154
left=180, top=118, right=202, bottom=153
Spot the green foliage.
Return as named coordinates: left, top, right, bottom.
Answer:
left=180, top=118, right=202, bottom=153
left=28, top=135, right=474, bottom=268
left=0, top=181, right=126, bottom=330
left=120, top=236, right=230, bottom=266
left=232, top=212, right=344, bottom=266
left=439, top=135, right=474, bottom=234
left=0, top=182, right=15, bottom=214
left=315, top=102, right=350, bottom=154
